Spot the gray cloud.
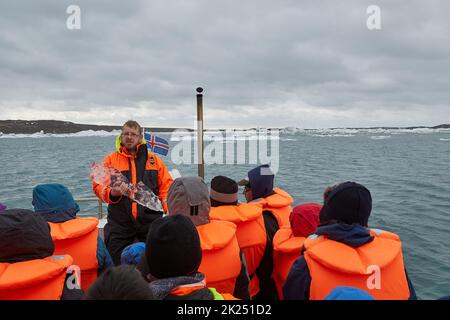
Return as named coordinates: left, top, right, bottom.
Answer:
left=0, top=0, right=449, bottom=128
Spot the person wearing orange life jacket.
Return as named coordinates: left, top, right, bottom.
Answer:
left=92, top=120, right=173, bottom=265
left=238, top=164, right=294, bottom=300
left=162, top=177, right=250, bottom=300
left=273, top=203, right=321, bottom=299
left=239, top=164, right=294, bottom=229
left=209, top=175, right=266, bottom=299
left=32, top=183, right=113, bottom=291
left=283, top=182, right=417, bottom=300
left=0, top=209, right=83, bottom=300
left=139, top=214, right=237, bottom=300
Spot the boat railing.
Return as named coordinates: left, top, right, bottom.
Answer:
left=74, top=197, right=105, bottom=219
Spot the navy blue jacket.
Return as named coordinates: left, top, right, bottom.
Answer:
left=96, top=235, right=114, bottom=272
left=282, top=223, right=417, bottom=300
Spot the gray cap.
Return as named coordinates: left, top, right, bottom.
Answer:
left=237, top=178, right=250, bottom=187
left=167, top=177, right=211, bottom=226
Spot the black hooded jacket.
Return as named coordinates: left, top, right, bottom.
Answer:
left=0, top=209, right=83, bottom=300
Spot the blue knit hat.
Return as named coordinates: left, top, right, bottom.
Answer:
left=121, top=242, right=146, bottom=265
left=32, top=184, right=80, bottom=223
left=324, top=286, right=375, bottom=300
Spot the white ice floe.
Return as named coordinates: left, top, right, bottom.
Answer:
left=1, top=126, right=449, bottom=139
left=0, top=129, right=122, bottom=139
left=281, top=127, right=450, bottom=135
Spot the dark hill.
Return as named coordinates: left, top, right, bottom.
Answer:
left=0, top=120, right=180, bottom=134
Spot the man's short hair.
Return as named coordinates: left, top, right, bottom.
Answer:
left=122, top=120, right=143, bottom=134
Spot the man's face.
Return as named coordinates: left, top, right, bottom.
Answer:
left=121, top=126, right=142, bottom=151
left=243, top=186, right=253, bottom=202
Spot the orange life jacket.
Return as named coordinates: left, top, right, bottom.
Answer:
left=0, top=255, right=73, bottom=300
left=92, top=143, right=173, bottom=216
left=272, top=227, right=305, bottom=299
left=169, top=280, right=238, bottom=300
left=49, top=217, right=99, bottom=291
left=210, top=203, right=267, bottom=297
left=253, top=188, right=294, bottom=228
left=197, top=220, right=242, bottom=296
left=303, top=229, right=410, bottom=300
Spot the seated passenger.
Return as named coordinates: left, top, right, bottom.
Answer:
left=0, top=209, right=82, bottom=300
left=209, top=175, right=266, bottom=298
left=33, top=183, right=113, bottom=291
left=283, top=182, right=417, bottom=300
left=139, top=214, right=237, bottom=300
left=165, top=177, right=250, bottom=300
left=238, top=164, right=294, bottom=299
left=273, top=203, right=321, bottom=298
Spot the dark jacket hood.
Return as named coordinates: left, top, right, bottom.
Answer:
left=248, top=164, right=274, bottom=200
left=315, top=223, right=374, bottom=248
left=0, top=209, right=54, bottom=263
left=32, top=183, right=79, bottom=223
left=148, top=272, right=206, bottom=300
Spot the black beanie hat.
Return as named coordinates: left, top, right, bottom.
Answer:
left=210, top=175, right=238, bottom=207
left=319, top=182, right=372, bottom=227
left=145, top=214, right=202, bottom=279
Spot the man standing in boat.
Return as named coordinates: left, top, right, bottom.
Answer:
left=92, top=120, right=173, bottom=265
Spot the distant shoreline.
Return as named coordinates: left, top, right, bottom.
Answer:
left=0, top=120, right=449, bottom=134
left=0, top=120, right=182, bottom=134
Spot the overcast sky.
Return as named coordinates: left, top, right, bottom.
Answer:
left=0, top=0, right=449, bottom=129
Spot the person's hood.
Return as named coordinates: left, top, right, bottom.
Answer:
left=324, top=286, right=375, bottom=300
left=0, top=209, right=54, bottom=263
left=289, top=203, right=321, bottom=237
left=247, top=164, right=274, bottom=200
left=167, top=177, right=211, bottom=226
left=148, top=272, right=205, bottom=300
left=121, top=242, right=146, bottom=265
left=32, top=184, right=79, bottom=223
left=315, top=223, right=374, bottom=248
